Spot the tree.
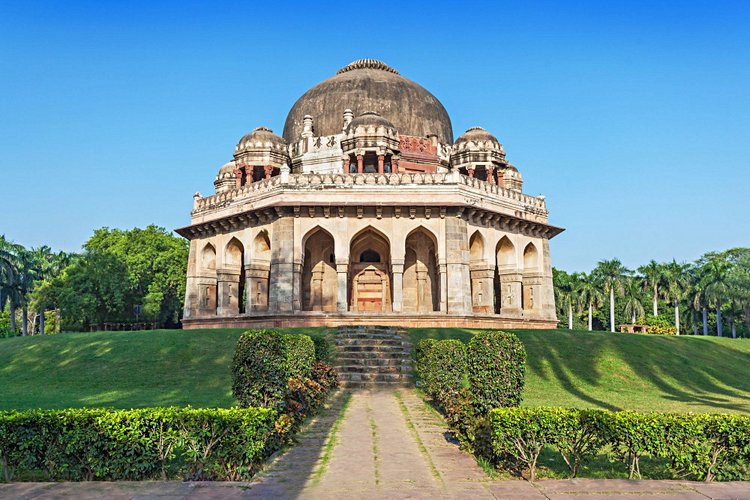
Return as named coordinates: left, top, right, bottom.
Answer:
left=700, top=253, right=733, bottom=337
left=555, top=271, right=583, bottom=330
left=638, top=260, right=665, bottom=317
left=593, top=259, right=629, bottom=332
left=663, top=260, right=689, bottom=335
left=622, top=276, right=645, bottom=324
left=577, top=272, right=603, bottom=331
left=0, top=235, right=24, bottom=334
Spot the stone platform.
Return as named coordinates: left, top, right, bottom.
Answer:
left=182, top=312, right=557, bottom=330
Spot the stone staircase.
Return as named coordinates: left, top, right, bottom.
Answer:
left=334, top=326, right=413, bottom=389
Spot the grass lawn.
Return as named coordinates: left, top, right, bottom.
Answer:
left=1, top=327, right=748, bottom=414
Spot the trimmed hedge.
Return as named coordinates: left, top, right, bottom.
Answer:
left=490, top=407, right=750, bottom=482
left=467, top=331, right=526, bottom=412
left=415, top=338, right=467, bottom=403
left=231, top=329, right=315, bottom=410
left=311, top=334, right=336, bottom=363
left=0, top=407, right=278, bottom=482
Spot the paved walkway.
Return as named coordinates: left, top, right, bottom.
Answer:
left=2, top=389, right=750, bottom=499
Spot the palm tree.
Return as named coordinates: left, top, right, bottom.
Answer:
left=0, top=236, right=24, bottom=335
left=663, top=261, right=689, bottom=335
left=577, top=272, right=603, bottom=331
left=622, top=277, right=645, bottom=324
left=554, top=270, right=580, bottom=330
left=594, top=258, right=630, bottom=332
left=638, top=260, right=664, bottom=317
left=700, top=254, right=732, bottom=337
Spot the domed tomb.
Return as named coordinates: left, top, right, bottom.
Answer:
left=283, top=59, right=453, bottom=144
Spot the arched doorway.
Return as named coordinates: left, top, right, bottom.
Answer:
left=349, top=228, right=392, bottom=312
left=469, top=231, right=492, bottom=313
left=302, top=228, right=337, bottom=311
left=403, top=228, right=439, bottom=312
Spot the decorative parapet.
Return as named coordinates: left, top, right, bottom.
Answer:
left=192, top=172, right=548, bottom=217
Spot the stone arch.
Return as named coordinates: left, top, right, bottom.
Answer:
left=220, top=238, right=245, bottom=315
left=495, top=236, right=519, bottom=314
left=201, top=242, right=216, bottom=272
left=469, top=231, right=492, bottom=313
left=523, top=242, right=540, bottom=271
left=247, top=230, right=271, bottom=312
left=403, top=227, right=439, bottom=312
left=302, top=227, right=338, bottom=312
left=349, top=226, right=392, bottom=312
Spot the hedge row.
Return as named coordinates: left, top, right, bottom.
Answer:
left=0, top=407, right=278, bottom=482
left=490, top=407, right=750, bottom=482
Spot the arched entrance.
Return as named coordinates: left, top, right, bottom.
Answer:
left=221, top=238, right=245, bottom=315
left=248, top=231, right=271, bottom=312
left=349, top=228, right=392, bottom=312
left=403, top=228, right=440, bottom=312
left=495, top=236, right=519, bottom=314
left=199, top=243, right=217, bottom=316
left=522, top=243, right=540, bottom=311
left=302, top=228, right=337, bottom=311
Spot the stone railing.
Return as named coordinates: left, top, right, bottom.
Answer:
left=193, top=172, right=547, bottom=214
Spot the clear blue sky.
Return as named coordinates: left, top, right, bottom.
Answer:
left=1, top=0, right=748, bottom=272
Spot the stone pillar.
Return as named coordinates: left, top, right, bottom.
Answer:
left=488, top=166, right=496, bottom=185
left=217, top=269, right=240, bottom=317
left=393, top=158, right=399, bottom=174
left=391, top=259, right=404, bottom=312
left=343, top=156, right=351, bottom=174
left=269, top=217, right=294, bottom=313
left=467, top=166, right=475, bottom=178
left=356, top=154, right=364, bottom=174
left=497, top=170, right=504, bottom=187
left=522, top=273, right=543, bottom=319
left=264, top=165, right=273, bottom=180
left=498, top=271, right=523, bottom=318
left=439, top=261, right=448, bottom=313
left=470, top=265, right=495, bottom=313
left=445, top=216, right=472, bottom=314
left=246, top=262, right=270, bottom=312
left=292, top=261, right=303, bottom=311
left=377, top=154, right=384, bottom=174
left=233, top=166, right=243, bottom=188
left=336, top=262, right=348, bottom=312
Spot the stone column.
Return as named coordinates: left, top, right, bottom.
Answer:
left=233, top=166, right=243, bottom=188
left=264, top=165, right=273, bottom=179
left=522, top=273, right=543, bottom=319
left=216, top=269, right=240, bottom=317
left=393, top=158, right=399, bottom=174
left=336, top=262, right=348, bottom=312
left=246, top=261, right=270, bottom=312
left=445, top=216, right=472, bottom=314
left=377, top=154, right=384, bottom=174
left=269, top=217, right=294, bottom=313
left=292, top=261, right=303, bottom=311
left=343, top=156, right=351, bottom=174
left=356, top=154, right=364, bottom=174
left=488, top=166, right=496, bottom=185
left=391, top=259, right=404, bottom=312
left=498, top=271, right=523, bottom=318
left=467, top=166, right=475, bottom=178
left=470, top=265, right=495, bottom=313
left=244, top=263, right=253, bottom=313
left=439, top=261, right=448, bottom=313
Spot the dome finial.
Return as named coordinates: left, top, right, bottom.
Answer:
left=336, top=59, right=399, bottom=75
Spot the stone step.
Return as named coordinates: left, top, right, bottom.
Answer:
left=335, top=338, right=408, bottom=347
left=336, top=351, right=410, bottom=360
left=339, top=380, right=412, bottom=389
left=336, top=345, right=410, bottom=353
left=335, top=333, right=409, bottom=341
left=338, top=372, right=411, bottom=383
left=336, top=365, right=411, bottom=374
left=335, top=357, right=412, bottom=367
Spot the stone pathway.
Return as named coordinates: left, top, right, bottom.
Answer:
left=2, top=389, right=750, bottom=499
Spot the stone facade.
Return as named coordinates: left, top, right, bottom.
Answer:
left=177, top=59, right=563, bottom=330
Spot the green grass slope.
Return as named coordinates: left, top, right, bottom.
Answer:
left=1, top=328, right=748, bottom=413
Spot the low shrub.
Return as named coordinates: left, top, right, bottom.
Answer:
left=488, top=407, right=750, bottom=482
left=0, top=407, right=278, bottom=482
left=415, top=338, right=466, bottom=407
left=643, top=316, right=677, bottom=335
left=467, top=331, right=527, bottom=412
left=231, top=329, right=315, bottom=410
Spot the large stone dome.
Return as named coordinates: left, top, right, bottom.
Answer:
left=283, top=59, right=453, bottom=144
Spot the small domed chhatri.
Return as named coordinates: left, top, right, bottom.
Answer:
left=177, top=59, right=564, bottom=330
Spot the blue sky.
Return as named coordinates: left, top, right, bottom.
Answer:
left=1, top=0, right=748, bottom=272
